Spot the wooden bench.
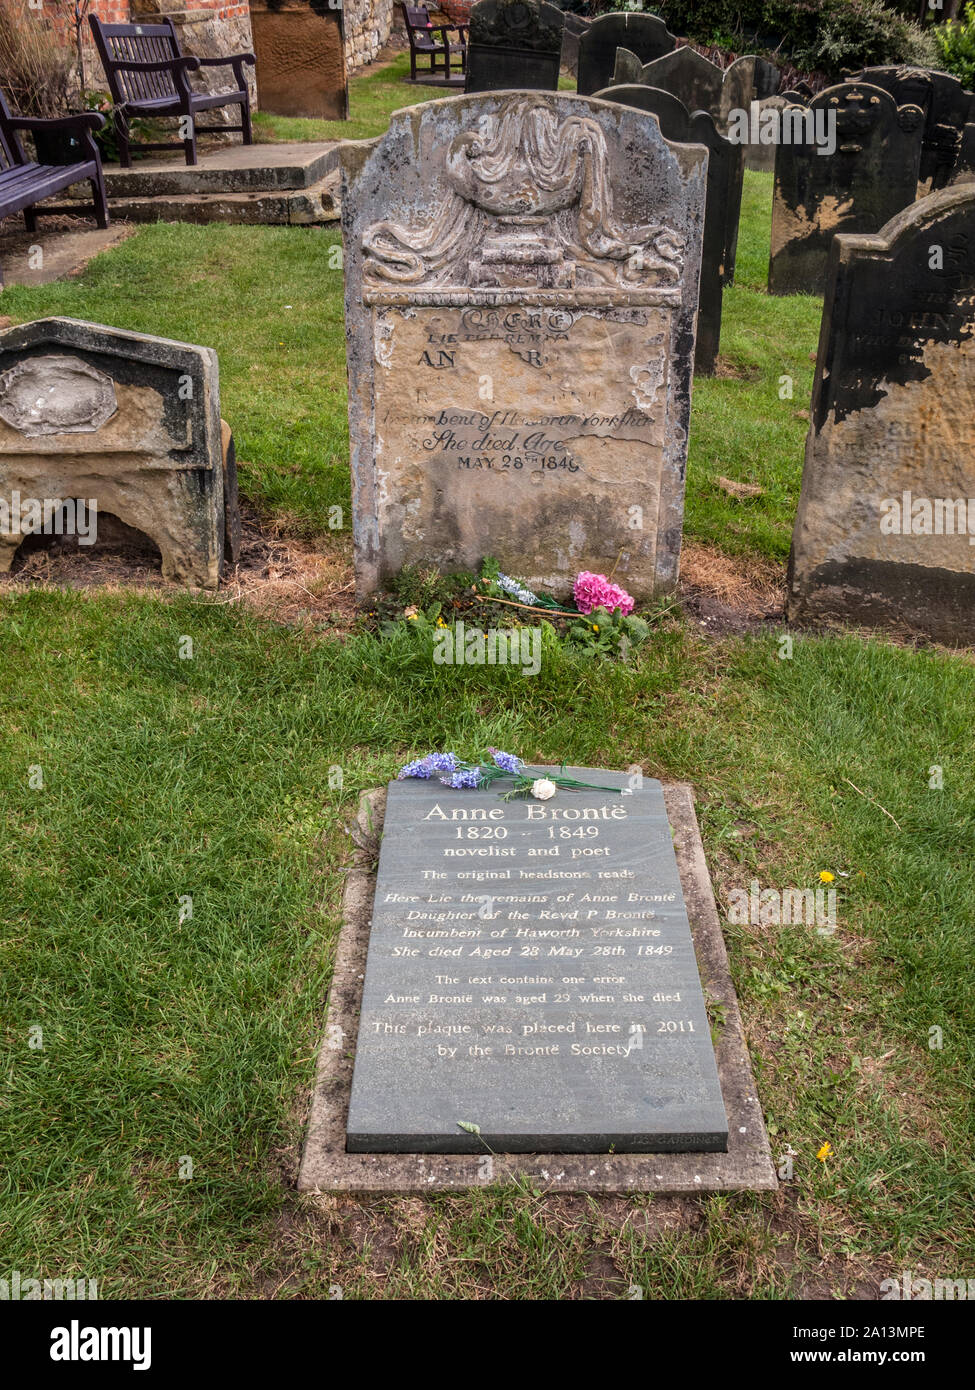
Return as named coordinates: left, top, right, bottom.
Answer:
left=0, top=88, right=109, bottom=288
left=89, top=15, right=255, bottom=167
left=401, top=4, right=467, bottom=83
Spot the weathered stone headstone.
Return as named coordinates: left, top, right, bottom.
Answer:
left=595, top=83, right=743, bottom=372
left=850, top=66, right=974, bottom=192
left=464, top=0, right=564, bottom=95
left=0, top=317, right=238, bottom=586
left=576, top=12, right=677, bottom=97
left=249, top=1, right=348, bottom=120
left=743, top=94, right=789, bottom=173
left=345, top=770, right=729, bottom=1153
left=615, top=47, right=757, bottom=133
left=768, top=82, right=924, bottom=297
left=788, top=182, right=975, bottom=643
left=342, top=91, right=706, bottom=599
left=953, top=120, right=975, bottom=184
left=559, top=11, right=589, bottom=79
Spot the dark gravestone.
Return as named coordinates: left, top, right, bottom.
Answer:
left=559, top=11, right=589, bottom=79
left=953, top=121, right=975, bottom=184
left=576, top=12, right=677, bottom=97
left=851, top=66, right=974, bottom=192
left=768, top=83, right=924, bottom=297
left=596, top=83, right=744, bottom=372
left=617, top=47, right=757, bottom=133
left=788, top=182, right=975, bottom=644
left=754, top=56, right=781, bottom=101
left=346, top=771, right=728, bottom=1153
left=465, top=0, right=564, bottom=94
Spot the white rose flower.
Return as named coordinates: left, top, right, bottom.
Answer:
left=531, top=778, right=557, bottom=801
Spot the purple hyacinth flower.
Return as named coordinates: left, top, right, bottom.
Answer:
left=397, top=757, right=434, bottom=780
left=489, top=749, right=523, bottom=774
left=440, top=768, right=482, bottom=789
left=425, top=752, right=459, bottom=772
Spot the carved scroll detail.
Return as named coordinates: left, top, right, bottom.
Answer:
left=363, top=96, right=685, bottom=292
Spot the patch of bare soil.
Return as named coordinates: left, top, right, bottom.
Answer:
left=0, top=214, right=136, bottom=288
left=679, top=541, right=786, bottom=636
left=0, top=506, right=357, bottom=632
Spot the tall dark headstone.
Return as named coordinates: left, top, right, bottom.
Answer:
left=596, top=83, right=744, bottom=373
left=788, top=182, right=975, bottom=643
left=617, top=47, right=757, bottom=132
left=753, top=56, right=781, bottom=101
left=851, top=66, right=975, bottom=192
left=576, top=12, right=677, bottom=97
left=465, top=0, right=564, bottom=94
left=769, top=83, right=924, bottom=296
left=953, top=120, right=975, bottom=184
left=345, top=771, right=729, bottom=1153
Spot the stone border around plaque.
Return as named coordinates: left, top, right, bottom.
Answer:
left=298, top=783, right=777, bottom=1194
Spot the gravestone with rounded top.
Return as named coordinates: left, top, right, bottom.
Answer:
left=768, top=82, right=924, bottom=296
left=464, top=0, right=564, bottom=94
left=576, top=12, right=677, bottom=97
left=788, top=182, right=975, bottom=643
left=341, top=90, right=706, bottom=600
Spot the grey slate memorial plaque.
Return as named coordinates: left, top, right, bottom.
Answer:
left=346, top=769, right=728, bottom=1154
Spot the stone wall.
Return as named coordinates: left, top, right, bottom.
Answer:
left=249, top=3, right=347, bottom=118
left=343, top=0, right=393, bottom=73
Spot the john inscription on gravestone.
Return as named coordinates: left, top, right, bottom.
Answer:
left=341, top=92, right=706, bottom=600
left=346, top=771, right=728, bottom=1153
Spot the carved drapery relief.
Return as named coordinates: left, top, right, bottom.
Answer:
left=363, top=96, right=685, bottom=292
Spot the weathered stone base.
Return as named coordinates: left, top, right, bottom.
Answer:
left=63, top=143, right=342, bottom=226
left=298, top=784, right=777, bottom=1194
left=105, top=174, right=340, bottom=225
left=0, top=317, right=237, bottom=589
left=787, top=554, right=975, bottom=646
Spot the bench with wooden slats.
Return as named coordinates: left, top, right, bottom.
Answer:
left=0, top=88, right=109, bottom=287
left=89, top=15, right=255, bottom=167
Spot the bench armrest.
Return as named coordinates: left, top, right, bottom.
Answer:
left=7, top=112, right=106, bottom=134
left=194, top=52, right=256, bottom=87
left=195, top=52, right=257, bottom=68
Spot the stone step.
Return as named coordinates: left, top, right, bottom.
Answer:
left=102, top=141, right=341, bottom=197
left=103, top=170, right=341, bottom=226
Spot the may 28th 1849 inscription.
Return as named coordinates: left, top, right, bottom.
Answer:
left=345, top=771, right=728, bottom=1154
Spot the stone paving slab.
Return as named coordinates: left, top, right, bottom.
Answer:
left=0, top=225, right=136, bottom=290
left=298, top=783, right=777, bottom=1194
left=102, top=141, right=341, bottom=196
left=105, top=172, right=341, bottom=227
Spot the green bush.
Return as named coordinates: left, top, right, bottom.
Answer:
left=933, top=2, right=975, bottom=88
left=624, top=0, right=937, bottom=78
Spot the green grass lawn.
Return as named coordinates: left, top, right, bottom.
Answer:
left=0, top=97, right=973, bottom=1300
